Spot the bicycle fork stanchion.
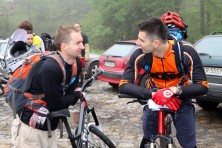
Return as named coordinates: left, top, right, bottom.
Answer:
left=158, top=111, right=165, bottom=134
left=88, top=105, right=99, bottom=126
left=149, top=110, right=174, bottom=148
left=87, top=105, right=107, bottom=148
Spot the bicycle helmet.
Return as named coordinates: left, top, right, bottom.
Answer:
left=161, top=11, right=186, bottom=29
left=161, top=11, right=188, bottom=40
left=0, top=29, right=41, bottom=74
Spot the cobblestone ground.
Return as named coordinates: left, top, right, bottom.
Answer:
left=1, top=80, right=222, bottom=148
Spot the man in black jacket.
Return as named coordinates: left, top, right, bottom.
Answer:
left=11, top=26, right=84, bottom=148
left=119, top=17, right=208, bottom=148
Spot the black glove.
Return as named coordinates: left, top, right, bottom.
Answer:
left=29, top=107, right=49, bottom=128
left=74, top=87, right=85, bottom=99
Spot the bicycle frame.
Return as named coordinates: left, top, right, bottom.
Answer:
left=48, top=70, right=114, bottom=148
left=118, top=94, right=175, bottom=148
left=148, top=110, right=174, bottom=148
left=74, top=96, right=103, bottom=147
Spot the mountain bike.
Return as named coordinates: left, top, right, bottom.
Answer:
left=118, top=94, right=176, bottom=148
left=47, top=70, right=116, bottom=148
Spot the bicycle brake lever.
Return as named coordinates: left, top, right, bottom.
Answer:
left=127, top=99, right=147, bottom=105
left=127, top=100, right=138, bottom=104
left=137, top=99, right=148, bottom=105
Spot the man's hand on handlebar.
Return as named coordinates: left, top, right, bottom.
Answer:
left=152, top=87, right=181, bottom=111
left=74, top=87, right=85, bottom=98
left=165, top=96, right=181, bottom=111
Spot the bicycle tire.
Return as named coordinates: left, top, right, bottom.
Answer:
left=88, top=125, right=116, bottom=148
left=159, top=138, right=167, bottom=148
left=158, top=114, right=173, bottom=148
left=74, top=126, right=86, bottom=148
left=165, top=114, right=172, bottom=136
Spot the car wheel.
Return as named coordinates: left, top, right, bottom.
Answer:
left=108, top=83, right=119, bottom=88
left=87, top=61, right=99, bottom=78
left=139, top=74, right=148, bottom=88
left=197, top=100, right=219, bottom=110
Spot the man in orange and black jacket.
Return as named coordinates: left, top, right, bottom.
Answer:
left=119, top=15, right=208, bottom=148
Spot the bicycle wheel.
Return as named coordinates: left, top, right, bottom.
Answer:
left=88, top=125, right=115, bottom=148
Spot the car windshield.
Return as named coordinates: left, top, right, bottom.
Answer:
left=103, top=43, right=137, bottom=57
left=195, top=36, right=222, bottom=57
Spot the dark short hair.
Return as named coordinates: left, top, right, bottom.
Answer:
left=18, top=20, right=33, bottom=31
left=26, top=30, right=33, bottom=35
left=138, top=17, right=167, bottom=42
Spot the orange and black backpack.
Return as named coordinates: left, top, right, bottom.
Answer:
left=4, top=51, right=77, bottom=118
left=137, top=40, right=188, bottom=89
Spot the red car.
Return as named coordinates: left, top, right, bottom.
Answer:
left=98, top=40, right=139, bottom=88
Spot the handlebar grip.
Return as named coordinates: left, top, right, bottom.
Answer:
left=118, top=94, right=135, bottom=98
left=93, top=69, right=104, bottom=79
left=0, top=77, right=8, bottom=83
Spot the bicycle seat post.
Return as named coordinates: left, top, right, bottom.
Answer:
left=158, top=110, right=165, bottom=134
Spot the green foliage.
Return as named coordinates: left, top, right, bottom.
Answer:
left=0, top=0, right=91, bottom=37
left=90, top=49, right=105, bottom=55
left=1, top=0, right=222, bottom=48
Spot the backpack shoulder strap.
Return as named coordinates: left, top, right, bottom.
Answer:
left=50, top=53, right=78, bottom=91
left=172, top=40, right=186, bottom=75
left=70, top=59, right=77, bottom=85
left=143, top=53, right=153, bottom=73
left=173, top=40, right=188, bottom=85
left=49, top=54, right=66, bottom=84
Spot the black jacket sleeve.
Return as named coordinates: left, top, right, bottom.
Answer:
left=179, top=43, right=208, bottom=98
left=119, top=48, right=152, bottom=99
left=39, top=58, right=82, bottom=111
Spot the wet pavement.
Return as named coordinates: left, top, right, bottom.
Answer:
left=1, top=80, right=222, bottom=148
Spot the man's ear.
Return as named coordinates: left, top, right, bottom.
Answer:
left=61, top=42, right=67, bottom=51
left=153, top=40, right=161, bottom=48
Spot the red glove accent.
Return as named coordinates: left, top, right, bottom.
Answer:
left=165, top=96, right=182, bottom=111
left=152, top=87, right=174, bottom=106
left=29, top=107, right=49, bottom=128
left=74, top=87, right=83, bottom=98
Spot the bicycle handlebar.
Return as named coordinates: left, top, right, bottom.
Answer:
left=81, top=69, right=104, bottom=92
left=118, top=94, right=135, bottom=98
left=0, top=76, right=8, bottom=83
left=118, top=93, right=169, bottom=110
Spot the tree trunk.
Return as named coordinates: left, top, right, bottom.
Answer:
left=200, top=0, right=205, bottom=36
left=175, top=0, right=183, bottom=12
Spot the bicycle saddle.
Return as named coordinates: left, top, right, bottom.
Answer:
left=48, top=109, right=70, bottom=118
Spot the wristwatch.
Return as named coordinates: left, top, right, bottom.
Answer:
left=176, top=86, right=183, bottom=95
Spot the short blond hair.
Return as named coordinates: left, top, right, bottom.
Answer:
left=54, top=26, right=79, bottom=51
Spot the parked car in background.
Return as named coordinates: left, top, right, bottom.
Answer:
left=98, top=40, right=139, bottom=88
left=0, top=38, right=9, bottom=93
left=84, top=53, right=100, bottom=78
left=194, top=32, right=222, bottom=110
left=0, top=38, right=9, bottom=76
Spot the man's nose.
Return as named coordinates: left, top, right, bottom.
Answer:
left=80, top=42, right=85, bottom=50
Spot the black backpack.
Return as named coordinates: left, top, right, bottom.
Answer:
left=40, top=33, right=56, bottom=51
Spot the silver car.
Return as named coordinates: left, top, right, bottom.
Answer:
left=195, top=32, right=222, bottom=110
left=84, top=53, right=100, bottom=78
